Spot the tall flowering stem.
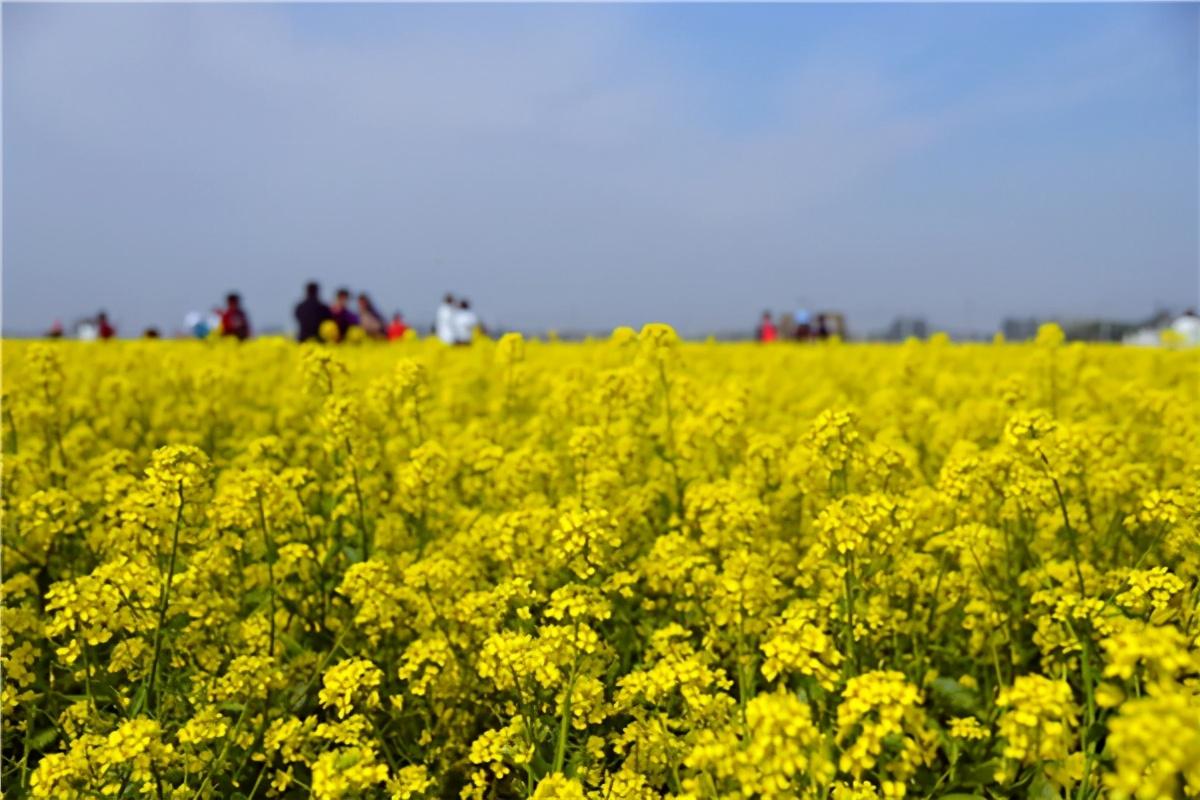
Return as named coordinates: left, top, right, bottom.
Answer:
left=146, top=482, right=185, bottom=719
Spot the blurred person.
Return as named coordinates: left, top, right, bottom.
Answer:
left=184, top=311, right=208, bottom=339
left=219, top=293, right=251, bottom=340
left=756, top=311, right=778, bottom=342
left=387, top=312, right=409, bottom=341
left=815, top=314, right=830, bottom=340
left=294, top=282, right=332, bottom=343
left=435, top=293, right=457, bottom=344
left=331, top=288, right=359, bottom=338
left=453, top=298, right=480, bottom=344
left=794, top=308, right=812, bottom=341
left=97, top=311, right=116, bottom=340
left=1172, top=308, right=1200, bottom=346
left=184, top=310, right=221, bottom=339
left=47, top=320, right=64, bottom=339
left=357, top=293, right=386, bottom=339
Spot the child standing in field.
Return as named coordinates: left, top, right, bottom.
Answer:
left=219, top=293, right=251, bottom=340
left=757, top=311, right=778, bottom=342
left=388, top=312, right=409, bottom=341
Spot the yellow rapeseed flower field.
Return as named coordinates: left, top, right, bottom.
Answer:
left=2, top=326, right=1197, bottom=800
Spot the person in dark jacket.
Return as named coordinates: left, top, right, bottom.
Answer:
left=294, top=282, right=332, bottom=342
left=330, top=288, right=360, bottom=338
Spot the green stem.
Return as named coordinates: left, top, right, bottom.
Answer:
left=3, top=405, right=19, bottom=454
left=146, top=483, right=185, bottom=718
left=19, top=701, right=33, bottom=792
left=245, top=764, right=269, bottom=800
left=842, top=557, right=858, bottom=674
left=1040, top=453, right=1085, bottom=595
left=1072, top=623, right=1097, bottom=800
left=552, top=620, right=583, bottom=774
left=288, top=627, right=351, bottom=713
left=348, top=456, right=370, bottom=560
left=256, top=496, right=277, bottom=658
left=82, top=643, right=99, bottom=714
left=553, top=665, right=579, bottom=774
left=190, top=702, right=252, bottom=800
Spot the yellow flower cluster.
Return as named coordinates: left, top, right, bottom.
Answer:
left=1104, top=685, right=1200, bottom=800
left=2, top=327, right=1197, bottom=799
left=996, top=674, right=1078, bottom=766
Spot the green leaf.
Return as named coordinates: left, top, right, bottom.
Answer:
left=129, top=684, right=148, bottom=717
left=29, top=728, right=58, bottom=750
left=1029, top=772, right=1063, bottom=800
left=929, top=676, right=981, bottom=714
left=957, top=758, right=1002, bottom=785
left=280, top=632, right=305, bottom=657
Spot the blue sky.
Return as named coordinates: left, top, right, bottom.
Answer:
left=3, top=3, right=1197, bottom=336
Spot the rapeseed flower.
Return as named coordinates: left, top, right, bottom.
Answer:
left=4, top=337, right=1196, bottom=798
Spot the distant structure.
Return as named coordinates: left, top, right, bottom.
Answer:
left=1001, top=316, right=1041, bottom=341
left=1123, top=308, right=1199, bottom=346
left=1063, top=318, right=1137, bottom=342
left=881, top=316, right=928, bottom=341
left=1003, top=308, right=1180, bottom=343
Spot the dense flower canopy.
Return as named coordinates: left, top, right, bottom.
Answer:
left=2, top=329, right=1197, bottom=799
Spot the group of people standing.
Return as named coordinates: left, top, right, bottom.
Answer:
left=180, top=294, right=252, bottom=340
left=62, top=283, right=480, bottom=343
left=756, top=309, right=836, bottom=342
left=433, top=294, right=483, bottom=345
left=294, top=282, right=409, bottom=343
left=292, top=284, right=487, bottom=344
left=63, top=300, right=246, bottom=341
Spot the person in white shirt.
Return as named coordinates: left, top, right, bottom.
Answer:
left=1172, top=309, right=1200, bottom=346
left=452, top=298, right=479, bottom=345
left=435, top=294, right=457, bottom=344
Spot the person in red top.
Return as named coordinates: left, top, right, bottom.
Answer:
left=756, top=311, right=778, bottom=342
left=97, top=311, right=116, bottom=340
left=387, top=312, right=409, bottom=341
left=219, top=293, right=251, bottom=340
